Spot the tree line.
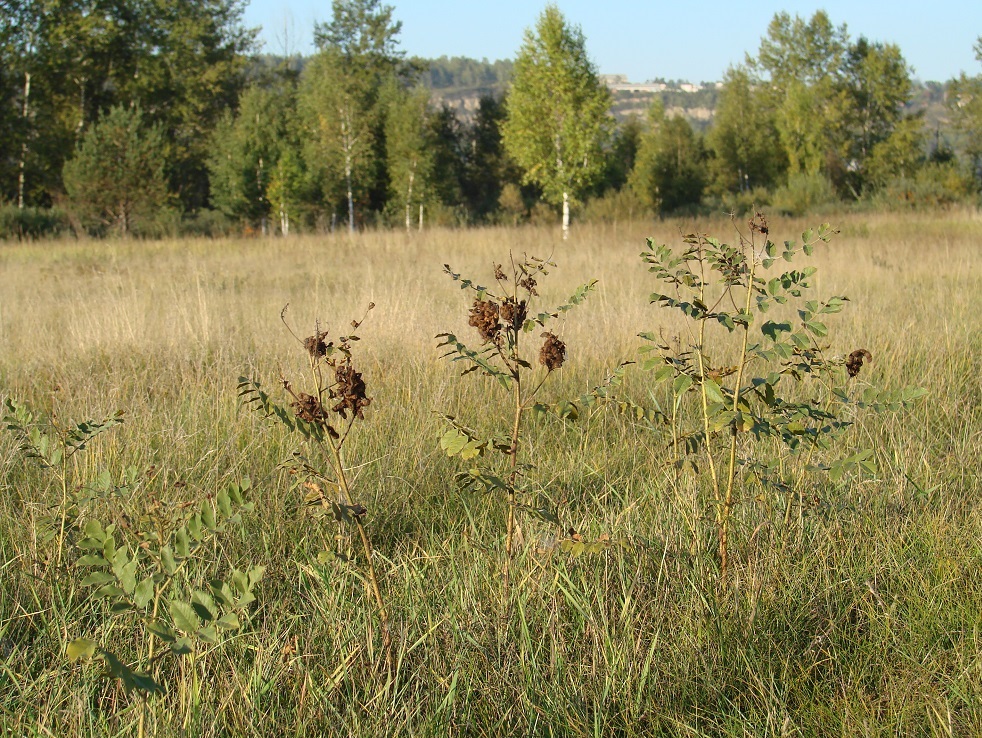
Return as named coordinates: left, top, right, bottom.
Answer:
left=1, top=0, right=980, bottom=239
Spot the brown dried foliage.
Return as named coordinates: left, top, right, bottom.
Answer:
left=500, top=297, right=528, bottom=330
left=749, top=210, right=769, bottom=236
left=292, top=391, right=330, bottom=426
left=468, top=299, right=501, bottom=343
left=539, top=332, right=566, bottom=371
left=846, top=349, right=873, bottom=378
left=304, top=330, right=329, bottom=359
left=331, top=360, right=372, bottom=420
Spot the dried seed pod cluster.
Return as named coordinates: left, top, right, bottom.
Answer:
left=500, top=297, right=528, bottom=330
left=468, top=299, right=502, bottom=343
left=331, top=360, right=371, bottom=420
left=539, top=332, right=566, bottom=371
left=846, top=348, right=873, bottom=378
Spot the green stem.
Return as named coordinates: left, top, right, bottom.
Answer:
left=327, top=439, right=392, bottom=673
left=503, top=370, right=523, bottom=601
left=719, top=256, right=758, bottom=580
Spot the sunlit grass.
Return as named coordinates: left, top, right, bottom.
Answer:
left=1, top=212, right=980, bottom=735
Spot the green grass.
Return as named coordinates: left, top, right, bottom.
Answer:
left=1, top=212, right=980, bottom=735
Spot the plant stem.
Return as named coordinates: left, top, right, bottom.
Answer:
left=327, top=440, right=393, bottom=673
left=719, top=255, right=758, bottom=579
left=695, top=248, right=722, bottom=525
left=503, top=370, right=523, bottom=600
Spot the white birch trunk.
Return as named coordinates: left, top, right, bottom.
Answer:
left=17, top=71, right=31, bottom=209
left=405, top=165, right=415, bottom=232
left=562, top=191, right=570, bottom=241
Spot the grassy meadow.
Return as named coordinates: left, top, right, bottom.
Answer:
left=1, top=211, right=981, bottom=736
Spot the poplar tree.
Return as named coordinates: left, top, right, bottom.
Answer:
left=502, top=4, right=611, bottom=239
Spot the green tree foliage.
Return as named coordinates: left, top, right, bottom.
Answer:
left=0, top=0, right=254, bottom=212
left=128, top=0, right=257, bottom=211
left=462, top=95, right=515, bottom=222
left=383, top=84, right=435, bottom=230
left=300, top=0, right=412, bottom=231
left=502, top=4, right=612, bottom=238
left=840, top=38, right=915, bottom=194
left=208, top=84, right=300, bottom=230
left=424, top=56, right=513, bottom=90
left=745, top=11, right=919, bottom=199
left=752, top=12, right=849, bottom=178
left=427, top=104, right=467, bottom=218
left=630, top=102, right=706, bottom=214
left=62, top=106, right=169, bottom=235
left=949, top=37, right=982, bottom=184
left=600, top=115, right=643, bottom=194
left=706, top=66, right=786, bottom=195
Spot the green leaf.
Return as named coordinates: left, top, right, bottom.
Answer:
left=216, top=613, right=241, bottom=631
left=67, top=638, right=98, bottom=662
left=134, top=577, right=154, bottom=610
left=191, top=591, right=218, bottom=622
left=175, top=527, right=190, bottom=558
left=81, top=571, right=115, bottom=587
left=702, top=378, right=725, bottom=405
left=161, top=545, right=177, bottom=575
left=170, top=600, right=201, bottom=633
left=76, top=554, right=108, bottom=567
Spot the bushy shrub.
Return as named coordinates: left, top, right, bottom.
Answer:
left=771, top=172, right=839, bottom=215
left=871, top=162, right=978, bottom=210
left=0, top=205, right=70, bottom=241
left=579, top=187, right=645, bottom=223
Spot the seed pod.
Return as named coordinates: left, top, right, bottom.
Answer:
left=846, top=349, right=872, bottom=378
left=539, top=332, right=566, bottom=371
left=468, top=299, right=501, bottom=343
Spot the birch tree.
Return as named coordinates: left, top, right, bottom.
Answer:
left=300, top=0, right=411, bottom=232
left=384, top=85, right=433, bottom=231
left=502, top=4, right=611, bottom=239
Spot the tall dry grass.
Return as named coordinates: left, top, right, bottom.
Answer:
left=1, top=212, right=980, bottom=735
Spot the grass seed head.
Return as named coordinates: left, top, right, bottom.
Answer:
left=539, top=332, right=566, bottom=371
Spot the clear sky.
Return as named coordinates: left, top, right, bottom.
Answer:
left=243, top=1, right=981, bottom=83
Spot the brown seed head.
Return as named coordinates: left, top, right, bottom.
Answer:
left=519, top=276, right=538, bottom=296
left=331, top=359, right=372, bottom=420
left=846, top=349, right=872, bottom=378
left=539, top=332, right=566, bottom=371
left=749, top=210, right=769, bottom=236
left=468, top=299, right=501, bottom=343
left=500, top=297, right=528, bottom=330
left=493, top=263, right=506, bottom=282
left=292, top=392, right=330, bottom=425
left=304, top=330, right=329, bottom=359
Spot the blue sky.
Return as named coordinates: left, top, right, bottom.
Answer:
left=243, top=0, right=982, bottom=83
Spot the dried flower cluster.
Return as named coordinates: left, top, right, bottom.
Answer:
left=749, top=210, right=769, bottom=236
left=469, top=299, right=502, bottom=343
left=539, top=332, right=566, bottom=371
left=331, top=360, right=371, bottom=420
left=500, top=297, right=528, bottom=330
left=304, top=329, right=329, bottom=359
left=846, top=349, right=873, bottom=378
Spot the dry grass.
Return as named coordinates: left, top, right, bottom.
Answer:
left=1, top=211, right=980, bottom=735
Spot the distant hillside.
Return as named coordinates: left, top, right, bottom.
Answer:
left=246, top=54, right=954, bottom=138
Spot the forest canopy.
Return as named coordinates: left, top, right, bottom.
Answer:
left=0, top=1, right=978, bottom=238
